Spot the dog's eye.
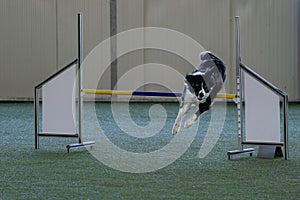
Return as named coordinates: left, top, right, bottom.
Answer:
left=203, top=84, right=209, bottom=92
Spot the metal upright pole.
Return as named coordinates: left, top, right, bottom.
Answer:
left=34, top=88, right=39, bottom=149
left=65, top=13, right=95, bottom=152
left=235, top=16, right=243, bottom=151
left=283, top=95, right=289, bottom=160
left=110, top=0, right=117, bottom=90
left=77, top=13, right=83, bottom=144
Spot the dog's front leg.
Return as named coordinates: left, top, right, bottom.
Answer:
left=185, top=102, right=211, bottom=128
left=172, top=103, right=191, bottom=135
left=172, top=109, right=183, bottom=135
left=184, top=110, right=200, bottom=128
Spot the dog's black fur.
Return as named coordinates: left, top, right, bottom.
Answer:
left=172, top=51, right=226, bottom=134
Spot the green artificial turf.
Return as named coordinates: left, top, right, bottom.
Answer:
left=0, top=102, right=299, bottom=199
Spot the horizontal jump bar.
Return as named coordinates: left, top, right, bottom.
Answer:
left=82, top=89, right=236, bottom=99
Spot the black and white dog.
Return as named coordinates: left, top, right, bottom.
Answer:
left=172, top=51, right=226, bottom=135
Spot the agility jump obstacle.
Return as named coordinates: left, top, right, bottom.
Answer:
left=34, top=13, right=95, bottom=152
left=34, top=14, right=288, bottom=159
left=227, top=17, right=288, bottom=160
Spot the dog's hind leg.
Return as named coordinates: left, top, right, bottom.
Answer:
left=172, top=103, right=191, bottom=135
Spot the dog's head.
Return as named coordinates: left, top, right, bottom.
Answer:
left=185, top=71, right=212, bottom=103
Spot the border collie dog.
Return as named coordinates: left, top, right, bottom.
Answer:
left=172, top=51, right=226, bottom=135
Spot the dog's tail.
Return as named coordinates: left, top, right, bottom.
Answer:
left=199, top=51, right=226, bottom=82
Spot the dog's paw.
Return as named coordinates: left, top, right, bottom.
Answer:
left=172, top=123, right=180, bottom=135
left=184, top=120, right=194, bottom=129
left=172, top=128, right=178, bottom=135
left=184, top=114, right=197, bottom=128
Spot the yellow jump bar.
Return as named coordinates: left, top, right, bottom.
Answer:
left=216, top=93, right=236, bottom=99
left=83, top=89, right=133, bottom=95
left=82, top=89, right=236, bottom=99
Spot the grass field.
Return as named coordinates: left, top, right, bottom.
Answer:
left=0, top=102, right=299, bottom=199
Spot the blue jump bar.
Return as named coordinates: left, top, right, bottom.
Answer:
left=132, top=91, right=182, bottom=97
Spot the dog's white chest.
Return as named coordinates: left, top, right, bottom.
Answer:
left=184, top=86, right=199, bottom=105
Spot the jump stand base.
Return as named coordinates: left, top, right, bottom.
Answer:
left=66, top=141, right=95, bottom=153
left=227, top=148, right=255, bottom=160
left=257, top=146, right=283, bottom=158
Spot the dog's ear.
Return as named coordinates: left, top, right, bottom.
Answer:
left=186, top=73, right=203, bottom=88
left=185, top=74, right=195, bottom=84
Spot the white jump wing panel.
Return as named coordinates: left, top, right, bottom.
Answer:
left=42, top=65, right=76, bottom=134
left=244, top=72, right=280, bottom=143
